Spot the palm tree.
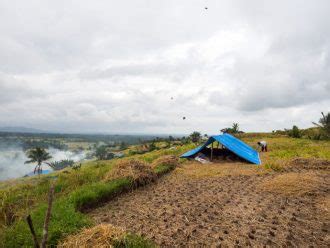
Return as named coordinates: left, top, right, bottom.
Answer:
left=232, top=123, right=239, bottom=133
left=25, top=147, right=52, bottom=174
left=313, top=112, right=330, bottom=137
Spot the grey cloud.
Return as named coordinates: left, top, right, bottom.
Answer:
left=0, top=74, right=45, bottom=103
left=0, top=0, right=330, bottom=134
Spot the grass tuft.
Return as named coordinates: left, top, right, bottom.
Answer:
left=264, top=162, right=284, bottom=171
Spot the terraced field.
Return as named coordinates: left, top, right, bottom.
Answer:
left=91, top=160, right=329, bottom=247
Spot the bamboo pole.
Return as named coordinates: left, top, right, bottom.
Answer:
left=26, top=215, right=40, bottom=248
left=211, top=142, right=214, bottom=161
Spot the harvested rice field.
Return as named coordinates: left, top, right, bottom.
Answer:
left=90, top=159, right=330, bottom=247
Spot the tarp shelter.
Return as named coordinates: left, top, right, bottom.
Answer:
left=180, top=133, right=261, bottom=165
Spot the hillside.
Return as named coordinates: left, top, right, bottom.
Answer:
left=0, top=134, right=329, bottom=247
left=0, top=126, right=47, bottom=134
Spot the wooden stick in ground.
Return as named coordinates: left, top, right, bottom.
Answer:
left=211, top=142, right=214, bottom=161
left=26, top=215, right=40, bottom=248
left=41, top=184, right=55, bottom=248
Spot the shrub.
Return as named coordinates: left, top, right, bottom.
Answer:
left=264, top=162, right=283, bottom=172
left=289, top=125, right=301, bottom=138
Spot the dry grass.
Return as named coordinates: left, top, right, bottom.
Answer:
left=260, top=172, right=322, bottom=196
left=316, top=196, right=330, bottom=218
left=104, top=159, right=156, bottom=187
left=288, top=157, right=330, bottom=170
left=58, top=224, right=125, bottom=248
left=151, top=155, right=178, bottom=170
left=176, top=161, right=266, bottom=178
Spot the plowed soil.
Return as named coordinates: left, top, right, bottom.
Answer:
left=90, top=160, right=330, bottom=247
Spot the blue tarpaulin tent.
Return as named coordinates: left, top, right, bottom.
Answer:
left=180, top=133, right=261, bottom=165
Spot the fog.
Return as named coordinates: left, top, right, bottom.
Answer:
left=0, top=146, right=86, bottom=181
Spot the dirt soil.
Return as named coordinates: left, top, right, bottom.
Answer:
left=90, top=160, right=330, bottom=247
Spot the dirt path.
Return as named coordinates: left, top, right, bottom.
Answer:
left=89, top=162, right=329, bottom=247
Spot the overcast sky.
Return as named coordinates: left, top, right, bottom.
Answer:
left=0, top=0, right=329, bottom=135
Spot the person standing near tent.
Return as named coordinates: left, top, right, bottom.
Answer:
left=257, top=141, right=268, bottom=152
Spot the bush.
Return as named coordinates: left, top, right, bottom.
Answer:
left=264, top=162, right=283, bottom=172
left=289, top=125, right=301, bottom=138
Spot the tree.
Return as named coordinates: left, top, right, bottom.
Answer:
left=221, top=123, right=240, bottom=134
left=119, top=142, right=127, bottom=150
left=232, top=123, right=239, bottom=133
left=48, top=159, right=74, bottom=171
left=313, top=112, right=330, bottom=138
left=25, top=147, right=52, bottom=174
left=190, top=131, right=201, bottom=143
left=94, top=145, right=108, bottom=160
left=289, top=125, right=301, bottom=138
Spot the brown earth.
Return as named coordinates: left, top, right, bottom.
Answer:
left=89, top=160, right=330, bottom=247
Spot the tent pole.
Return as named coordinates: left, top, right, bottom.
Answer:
left=211, top=142, right=213, bottom=161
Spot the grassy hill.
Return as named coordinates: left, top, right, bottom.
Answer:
left=0, top=134, right=329, bottom=247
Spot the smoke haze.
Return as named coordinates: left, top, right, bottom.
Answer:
left=0, top=146, right=86, bottom=181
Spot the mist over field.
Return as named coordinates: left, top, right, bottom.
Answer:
left=0, top=145, right=86, bottom=181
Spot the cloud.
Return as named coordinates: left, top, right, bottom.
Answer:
left=0, top=0, right=329, bottom=134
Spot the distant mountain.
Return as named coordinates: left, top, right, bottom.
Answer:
left=0, top=126, right=47, bottom=133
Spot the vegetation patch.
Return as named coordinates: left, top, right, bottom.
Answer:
left=105, top=160, right=157, bottom=188
left=70, top=178, right=133, bottom=211
left=2, top=176, right=136, bottom=246
left=264, top=161, right=284, bottom=171
left=152, top=155, right=179, bottom=176
left=260, top=172, right=322, bottom=196
left=177, top=162, right=265, bottom=178
left=1, top=152, right=182, bottom=246
left=3, top=198, right=91, bottom=247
